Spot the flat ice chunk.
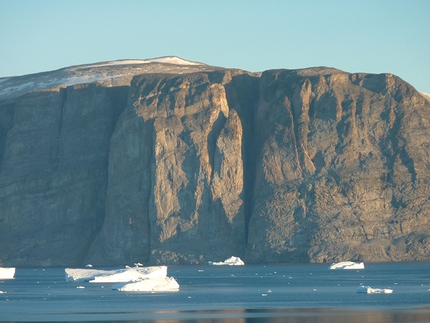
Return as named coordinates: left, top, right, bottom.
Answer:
left=208, top=256, right=245, bottom=266
left=65, top=266, right=167, bottom=282
left=357, top=285, right=393, bottom=294
left=113, top=277, right=179, bottom=292
left=65, top=268, right=116, bottom=282
left=90, top=266, right=167, bottom=283
left=0, top=267, right=15, bottom=279
left=329, top=261, right=364, bottom=270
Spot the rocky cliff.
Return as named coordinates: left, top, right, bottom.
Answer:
left=0, top=57, right=429, bottom=266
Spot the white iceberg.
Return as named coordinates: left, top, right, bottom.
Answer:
left=208, top=256, right=245, bottom=266
left=357, top=285, right=393, bottom=294
left=0, top=267, right=15, bottom=279
left=65, top=265, right=167, bottom=282
left=90, top=266, right=167, bottom=283
left=329, top=261, right=364, bottom=270
left=112, top=276, right=180, bottom=292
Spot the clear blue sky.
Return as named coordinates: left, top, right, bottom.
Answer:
left=1, top=0, right=429, bottom=93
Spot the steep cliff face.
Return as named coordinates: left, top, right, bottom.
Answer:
left=86, top=71, right=258, bottom=265
left=1, top=61, right=429, bottom=266
left=246, top=68, right=430, bottom=263
left=0, top=84, right=128, bottom=266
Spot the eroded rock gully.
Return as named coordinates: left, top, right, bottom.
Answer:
left=1, top=67, right=429, bottom=266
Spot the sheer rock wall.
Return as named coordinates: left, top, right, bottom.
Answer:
left=1, top=67, right=429, bottom=266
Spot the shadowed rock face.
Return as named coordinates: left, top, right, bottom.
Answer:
left=0, top=65, right=429, bottom=266
left=247, top=68, right=430, bottom=263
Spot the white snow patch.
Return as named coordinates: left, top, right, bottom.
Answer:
left=112, top=276, right=180, bottom=292
left=0, top=82, right=34, bottom=96
left=87, top=56, right=202, bottom=68
left=357, top=285, right=393, bottom=294
left=0, top=267, right=15, bottom=280
left=36, top=74, right=126, bottom=89
left=208, top=256, right=245, bottom=266
left=329, top=261, right=364, bottom=270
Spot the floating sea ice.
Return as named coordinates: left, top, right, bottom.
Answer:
left=208, top=256, right=245, bottom=266
left=0, top=267, right=15, bottom=280
left=65, top=266, right=167, bottom=283
left=92, top=266, right=167, bottom=283
left=357, top=285, right=393, bottom=294
left=65, top=268, right=117, bottom=282
left=329, top=261, right=365, bottom=270
left=112, top=277, right=179, bottom=292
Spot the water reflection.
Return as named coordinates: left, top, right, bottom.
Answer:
left=13, top=307, right=425, bottom=323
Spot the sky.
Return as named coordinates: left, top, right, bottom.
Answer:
left=0, top=0, right=429, bottom=93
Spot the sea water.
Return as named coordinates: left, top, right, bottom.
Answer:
left=1, top=262, right=430, bottom=322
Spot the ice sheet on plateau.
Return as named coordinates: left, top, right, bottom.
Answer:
left=88, top=56, right=202, bottom=68
left=208, top=256, right=245, bottom=266
left=0, top=56, right=212, bottom=100
left=328, top=261, right=364, bottom=270
left=0, top=267, right=15, bottom=279
left=65, top=265, right=167, bottom=282
left=357, top=285, right=393, bottom=294
left=112, top=276, right=180, bottom=292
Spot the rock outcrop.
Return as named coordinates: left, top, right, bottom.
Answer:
left=0, top=59, right=429, bottom=266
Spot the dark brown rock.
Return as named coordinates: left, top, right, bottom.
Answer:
left=246, top=68, right=430, bottom=263
left=1, top=62, right=430, bottom=266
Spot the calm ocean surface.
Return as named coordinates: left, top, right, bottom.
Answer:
left=1, top=262, right=430, bottom=322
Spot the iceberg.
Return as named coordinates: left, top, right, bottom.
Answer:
left=65, top=265, right=167, bottom=282
left=90, top=266, right=167, bottom=283
left=0, top=267, right=15, bottom=279
left=357, top=285, right=393, bottom=294
left=208, top=256, right=245, bottom=266
left=329, top=261, right=364, bottom=270
left=112, top=277, right=180, bottom=292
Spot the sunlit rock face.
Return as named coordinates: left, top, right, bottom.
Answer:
left=88, top=70, right=255, bottom=265
left=1, top=58, right=430, bottom=266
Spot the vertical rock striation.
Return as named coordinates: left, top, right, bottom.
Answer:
left=246, top=68, right=430, bottom=263
left=0, top=84, right=128, bottom=266
left=87, top=71, right=258, bottom=264
left=1, top=62, right=430, bottom=266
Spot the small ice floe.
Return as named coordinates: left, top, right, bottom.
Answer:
left=112, top=277, right=179, bottom=292
left=0, top=267, right=15, bottom=280
left=134, top=263, right=144, bottom=267
left=0, top=290, right=6, bottom=294
left=357, top=285, right=393, bottom=294
left=76, top=286, right=85, bottom=289
left=329, top=261, right=365, bottom=270
left=85, top=264, right=93, bottom=268
left=208, top=256, right=245, bottom=266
